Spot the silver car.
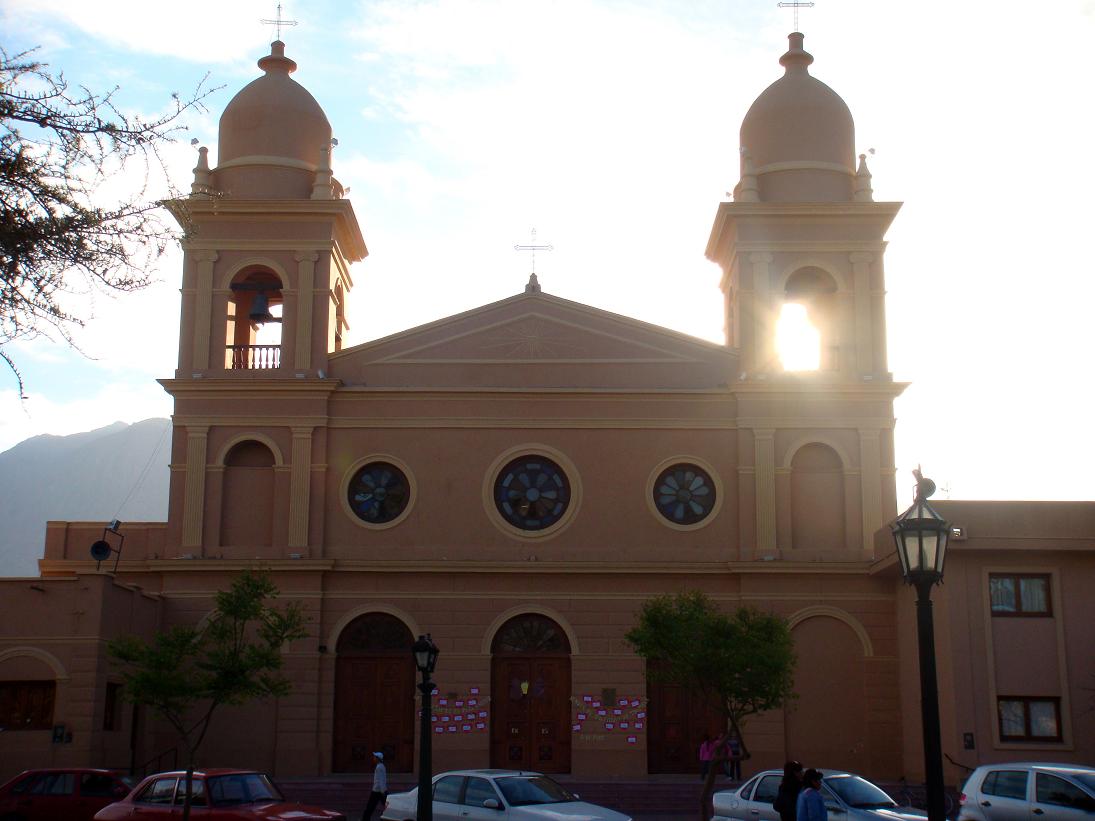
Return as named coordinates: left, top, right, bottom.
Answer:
left=714, top=769, right=927, bottom=821
left=380, top=769, right=631, bottom=821
left=957, top=762, right=1095, bottom=820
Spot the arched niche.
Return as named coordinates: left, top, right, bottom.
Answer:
left=789, top=442, right=846, bottom=552
left=219, top=439, right=276, bottom=549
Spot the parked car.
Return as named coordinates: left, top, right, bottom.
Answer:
left=0, top=768, right=133, bottom=821
left=381, top=769, right=631, bottom=821
left=714, top=769, right=928, bottom=821
left=958, top=762, right=1095, bottom=820
left=92, top=769, right=345, bottom=820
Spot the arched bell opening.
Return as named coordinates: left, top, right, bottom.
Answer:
left=332, top=612, right=416, bottom=773
left=778, top=266, right=839, bottom=371
left=489, top=614, right=572, bottom=773
left=227, top=269, right=283, bottom=369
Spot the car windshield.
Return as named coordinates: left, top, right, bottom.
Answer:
left=207, top=773, right=283, bottom=806
left=495, top=775, right=576, bottom=806
left=824, top=775, right=897, bottom=809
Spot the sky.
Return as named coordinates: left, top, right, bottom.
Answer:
left=1, top=0, right=1094, bottom=505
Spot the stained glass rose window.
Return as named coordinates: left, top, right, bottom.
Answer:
left=494, top=455, right=571, bottom=531
left=347, top=461, right=410, bottom=524
left=653, top=463, right=716, bottom=525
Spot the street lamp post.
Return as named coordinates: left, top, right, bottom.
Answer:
left=412, top=633, right=440, bottom=821
left=891, top=468, right=951, bottom=821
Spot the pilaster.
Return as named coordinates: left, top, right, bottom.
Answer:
left=294, top=251, right=318, bottom=371
left=288, top=427, right=314, bottom=549
left=182, top=426, right=210, bottom=550
left=754, top=428, right=777, bottom=558
left=192, top=251, right=219, bottom=370
left=749, top=252, right=774, bottom=373
left=858, top=428, right=883, bottom=555
left=851, top=252, right=875, bottom=374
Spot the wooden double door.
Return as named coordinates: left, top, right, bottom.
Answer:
left=333, top=655, right=415, bottom=773
left=490, top=656, right=571, bottom=773
left=646, top=676, right=727, bottom=774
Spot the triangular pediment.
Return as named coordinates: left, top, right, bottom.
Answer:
left=329, top=291, right=737, bottom=390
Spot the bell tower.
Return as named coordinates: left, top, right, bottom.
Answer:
left=707, top=32, right=904, bottom=560
left=161, top=41, right=366, bottom=558
left=168, top=40, right=366, bottom=380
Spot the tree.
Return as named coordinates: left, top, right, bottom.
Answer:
left=108, top=571, right=307, bottom=821
left=1, top=46, right=213, bottom=395
left=626, top=591, right=796, bottom=821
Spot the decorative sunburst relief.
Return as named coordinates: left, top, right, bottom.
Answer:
left=570, top=694, right=648, bottom=744
left=478, top=319, right=585, bottom=359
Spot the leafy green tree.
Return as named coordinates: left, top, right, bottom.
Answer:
left=626, top=591, right=796, bottom=820
left=1, top=46, right=213, bottom=395
left=109, top=571, right=307, bottom=821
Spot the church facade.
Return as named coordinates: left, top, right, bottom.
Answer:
left=1, top=32, right=1092, bottom=785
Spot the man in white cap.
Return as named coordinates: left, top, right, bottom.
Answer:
left=362, top=751, right=388, bottom=820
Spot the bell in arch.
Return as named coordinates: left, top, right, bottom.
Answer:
left=248, top=290, right=279, bottom=325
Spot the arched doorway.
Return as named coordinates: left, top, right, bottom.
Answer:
left=490, top=614, right=572, bottom=773
left=333, top=613, right=415, bottom=773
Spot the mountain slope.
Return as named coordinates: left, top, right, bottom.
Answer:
left=0, top=418, right=171, bottom=576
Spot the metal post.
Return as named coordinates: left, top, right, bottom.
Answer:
left=915, top=580, right=946, bottom=821
left=416, top=674, right=433, bottom=821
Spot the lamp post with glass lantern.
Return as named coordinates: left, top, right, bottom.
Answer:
left=891, top=468, right=950, bottom=821
left=412, top=633, right=440, bottom=821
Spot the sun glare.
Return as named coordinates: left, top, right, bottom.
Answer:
left=776, top=303, right=820, bottom=371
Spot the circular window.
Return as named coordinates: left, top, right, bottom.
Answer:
left=347, top=461, right=411, bottom=525
left=652, top=462, right=717, bottom=526
left=493, top=455, right=571, bottom=532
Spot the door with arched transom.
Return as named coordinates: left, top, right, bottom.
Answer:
left=333, top=613, right=415, bottom=773
left=490, top=614, right=572, bottom=773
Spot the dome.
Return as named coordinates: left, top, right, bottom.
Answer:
left=215, top=41, right=332, bottom=199
left=739, top=33, right=855, bottom=202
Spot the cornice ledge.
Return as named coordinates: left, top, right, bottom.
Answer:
left=159, top=378, right=343, bottom=396
left=731, top=380, right=909, bottom=397
left=714, top=201, right=903, bottom=218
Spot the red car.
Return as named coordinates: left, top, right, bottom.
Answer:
left=92, top=769, right=345, bottom=820
left=0, top=768, right=133, bottom=821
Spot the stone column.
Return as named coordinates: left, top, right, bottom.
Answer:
left=182, top=426, right=209, bottom=550
left=192, top=251, right=219, bottom=370
left=754, top=428, right=777, bottom=558
left=850, top=252, right=874, bottom=375
left=858, top=429, right=883, bottom=554
left=294, top=251, right=318, bottom=371
left=288, top=427, right=313, bottom=549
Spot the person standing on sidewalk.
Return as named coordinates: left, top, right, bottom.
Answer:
left=772, top=760, right=803, bottom=821
left=795, top=769, right=827, bottom=821
left=698, top=733, right=716, bottom=780
left=361, top=751, right=388, bottom=821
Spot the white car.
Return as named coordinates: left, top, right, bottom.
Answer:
left=381, top=769, right=631, bottom=821
left=957, top=762, right=1095, bottom=820
left=714, top=769, right=928, bottom=821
